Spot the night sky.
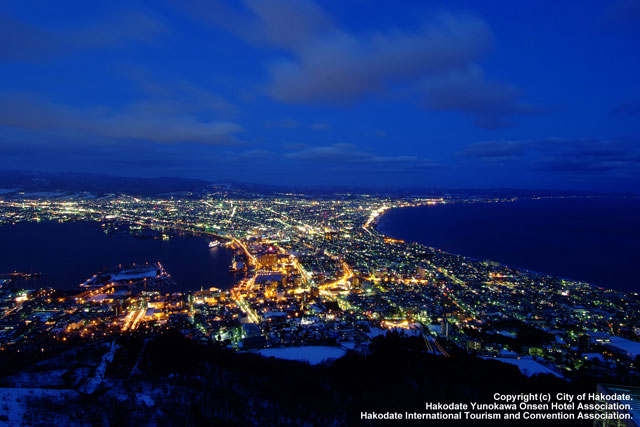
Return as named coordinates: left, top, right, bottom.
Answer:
left=1, top=0, right=639, bottom=191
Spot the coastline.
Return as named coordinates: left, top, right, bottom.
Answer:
left=373, top=199, right=636, bottom=293
left=374, top=212, right=569, bottom=283
left=0, top=220, right=240, bottom=292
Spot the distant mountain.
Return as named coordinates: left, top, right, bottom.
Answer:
left=0, top=170, right=216, bottom=196
left=0, top=170, right=631, bottom=197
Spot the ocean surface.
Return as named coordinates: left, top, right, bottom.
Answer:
left=0, top=221, right=239, bottom=291
left=377, top=197, right=640, bottom=292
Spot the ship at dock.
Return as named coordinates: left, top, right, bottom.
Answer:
left=79, top=262, right=175, bottom=288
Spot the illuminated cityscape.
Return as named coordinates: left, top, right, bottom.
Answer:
left=2, top=0, right=640, bottom=423
left=1, top=191, right=638, bottom=384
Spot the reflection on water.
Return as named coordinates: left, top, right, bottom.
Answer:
left=0, top=221, right=240, bottom=291
left=377, top=197, right=640, bottom=291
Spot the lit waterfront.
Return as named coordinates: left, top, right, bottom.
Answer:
left=0, top=221, right=238, bottom=292
left=376, top=197, right=640, bottom=291
left=0, top=192, right=639, bottom=384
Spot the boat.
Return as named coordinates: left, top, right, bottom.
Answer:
left=208, top=240, right=220, bottom=248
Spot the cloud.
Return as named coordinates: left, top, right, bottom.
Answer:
left=463, top=138, right=640, bottom=173
left=174, top=1, right=540, bottom=128
left=462, top=140, right=528, bottom=161
left=173, top=0, right=331, bottom=50
left=422, top=66, right=541, bottom=129
left=285, top=143, right=439, bottom=172
left=241, top=0, right=332, bottom=49
left=120, top=68, right=235, bottom=113
left=0, top=9, right=167, bottom=62
left=266, top=14, right=493, bottom=103
left=190, top=1, right=537, bottom=128
left=0, top=94, right=242, bottom=144
left=0, top=134, right=241, bottom=179
left=535, top=139, right=640, bottom=173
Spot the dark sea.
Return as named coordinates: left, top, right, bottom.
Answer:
left=0, top=221, right=239, bottom=291
left=377, top=197, right=640, bottom=292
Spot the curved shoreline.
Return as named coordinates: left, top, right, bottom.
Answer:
left=373, top=199, right=634, bottom=291
left=374, top=212, right=559, bottom=280
left=0, top=220, right=240, bottom=291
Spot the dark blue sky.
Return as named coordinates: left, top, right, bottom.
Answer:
left=1, top=0, right=639, bottom=191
